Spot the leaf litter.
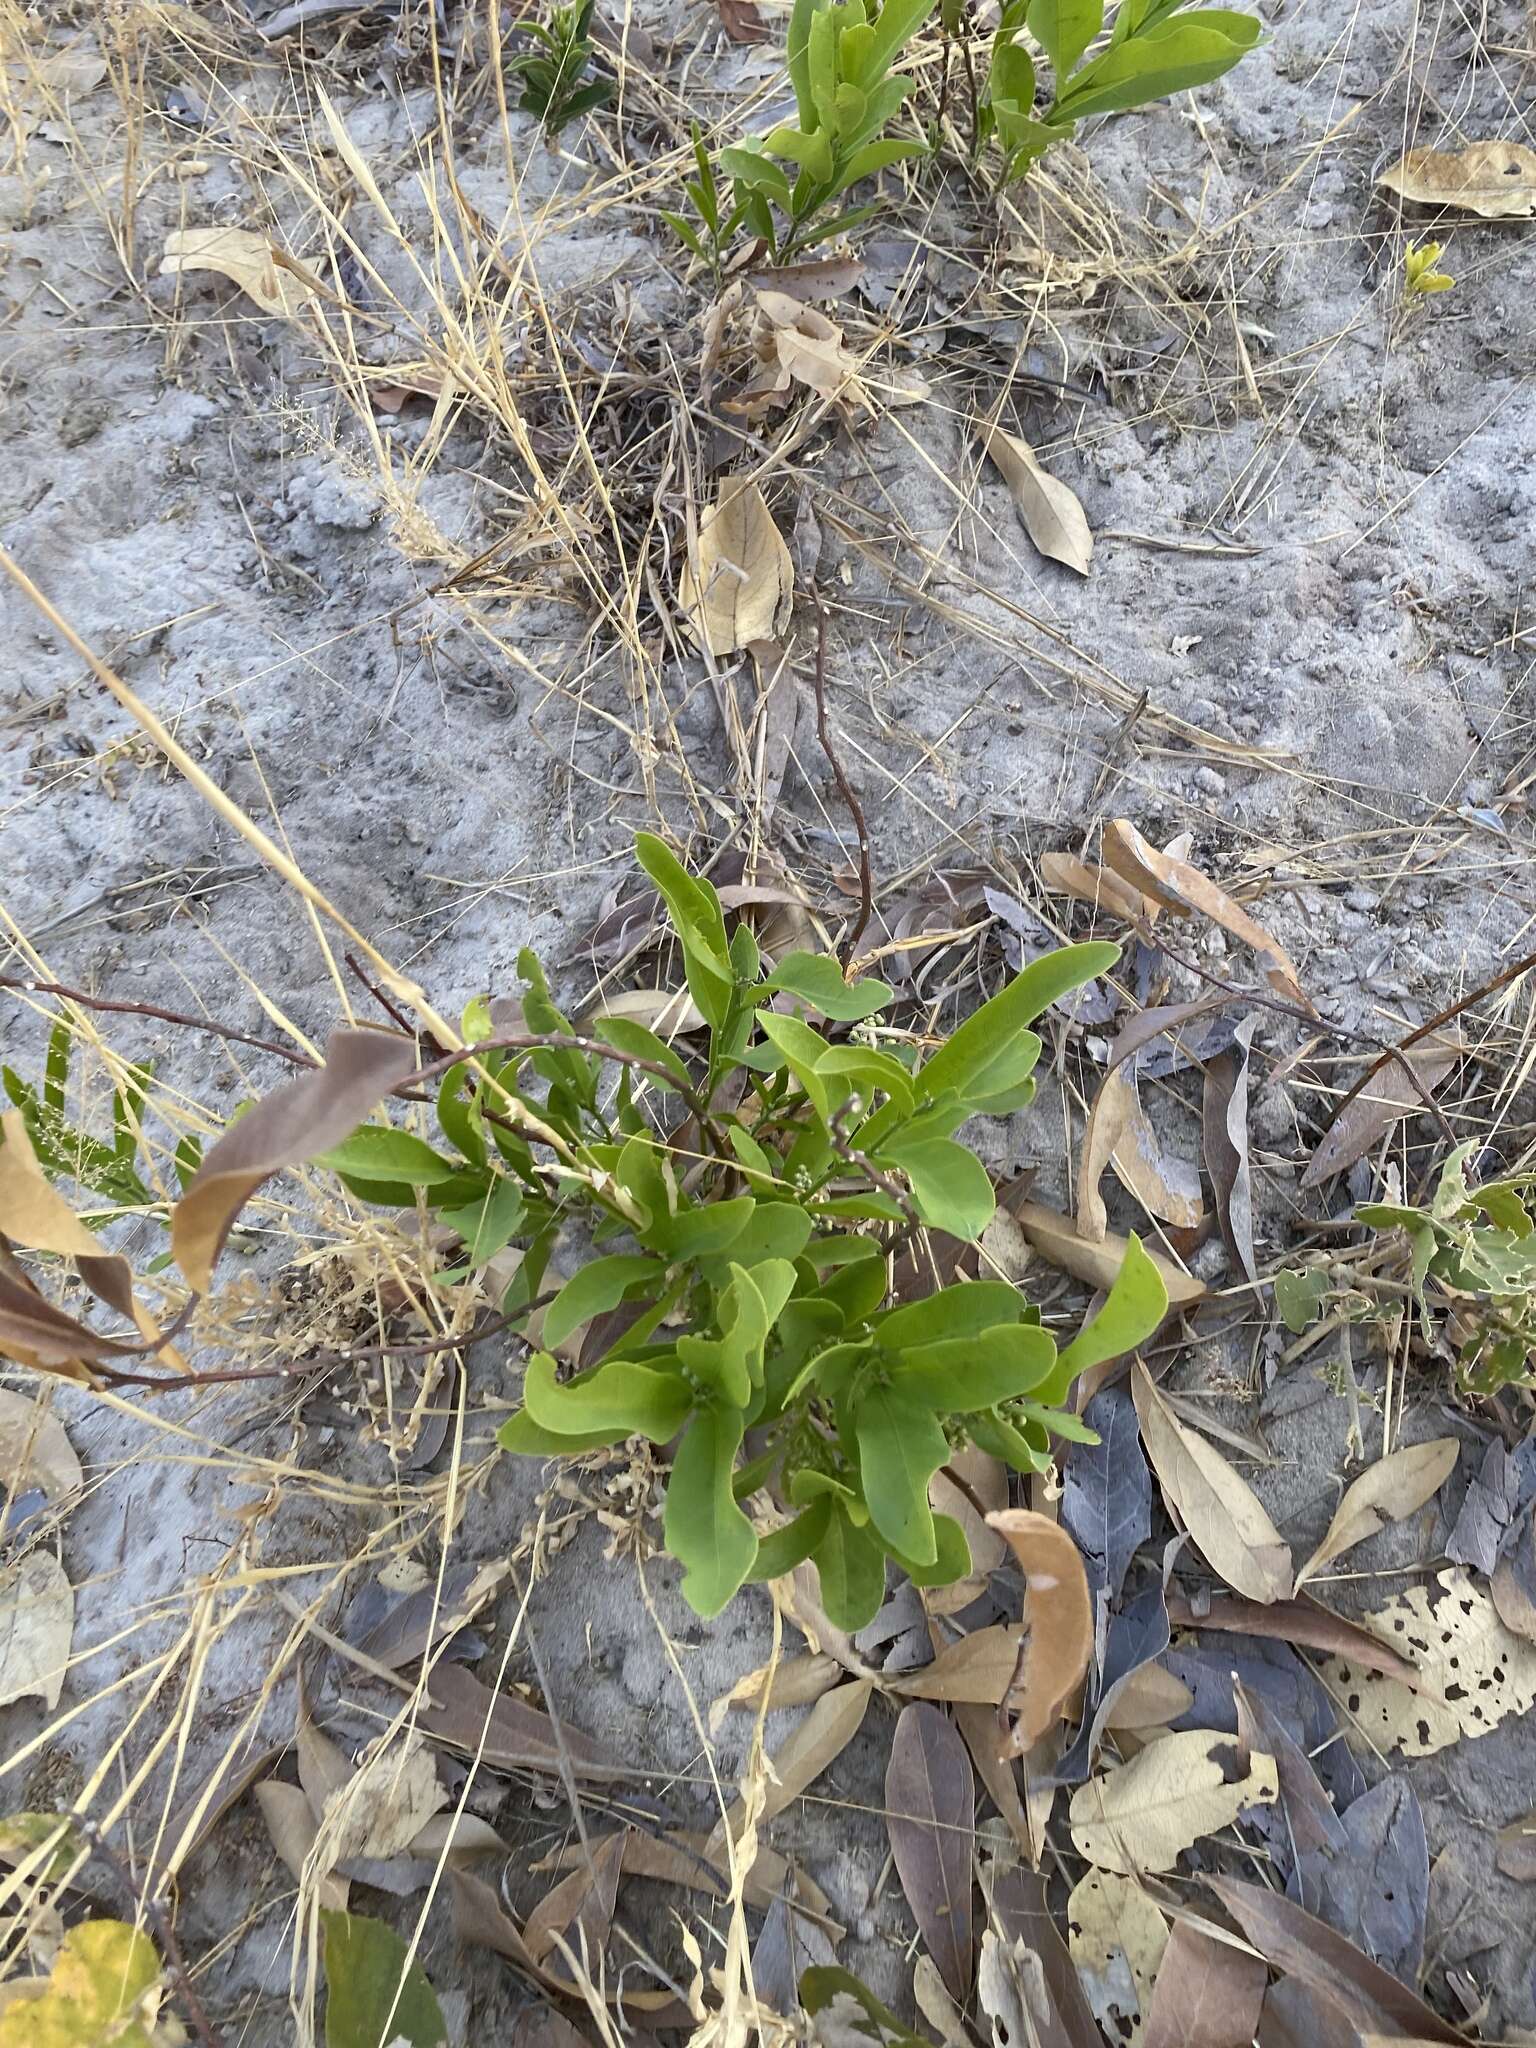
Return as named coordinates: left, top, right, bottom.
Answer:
left=885, top=1702, right=974, bottom=2002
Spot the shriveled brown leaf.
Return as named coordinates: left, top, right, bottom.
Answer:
left=1201, top=1017, right=1258, bottom=1283
left=0, top=1112, right=150, bottom=1338
left=1301, top=1036, right=1461, bottom=1187
left=160, top=226, right=321, bottom=317
left=1377, top=139, right=1536, bottom=218
left=953, top=1702, right=1033, bottom=1859
left=1015, top=1200, right=1204, bottom=1308
left=893, top=1626, right=1016, bottom=1705
left=709, top=1651, right=842, bottom=1734
left=0, top=1248, right=105, bottom=1379
left=451, top=1868, right=688, bottom=2021
left=712, top=0, right=770, bottom=41
left=1103, top=819, right=1314, bottom=1012
left=783, top=1561, right=883, bottom=1680
left=1069, top=1729, right=1278, bottom=1874
left=1103, top=1663, right=1195, bottom=1732
left=524, top=1827, right=626, bottom=1970
left=325, top=1737, right=446, bottom=1863
left=986, top=1512, right=1093, bottom=1753
left=886, top=1702, right=975, bottom=2001
left=678, top=480, right=793, bottom=656
left=0, top=1552, right=72, bottom=1710
left=420, top=1664, right=631, bottom=1780
left=981, top=425, right=1093, bottom=575
left=710, top=1679, right=872, bottom=1855
left=1040, top=852, right=1150, bottom=921
left=987, top=1867, right=1104, bottom=2047
left=926, top=1450, right=1008, bottom=1614
left=1208, top=1875, right=1468, bottom=2043
left=254, top=1781, right=349, bottom=1912
left=535, top=1827, right=839, bottom=1933
left=172, top=1028, right=415, bottom=1291
left=747, top=256, right=866, bottom=302
left=1079, top=1067, right=1205, bottom=1242
left=1294, top=1438, right=1458, bottom=1589
left=1133, top=1362, right=1293, bottom=1603
left=1143, top=1920, right=1266, bottom=2048
left=1166, top=1591, right=1421, bottom=1685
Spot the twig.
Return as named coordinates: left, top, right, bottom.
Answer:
left=344, top=952, right=446, bottom=1060
left=411, top=1032, right=720, bottom=1139
left=76, top=1818, right=224, bottom=2048
left=809, top=590, right=873, bottom=966
left=0, top=974, right=314, bottom=1070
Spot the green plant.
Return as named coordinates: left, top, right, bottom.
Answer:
left=505, top=0, right=612, bottom=138
left=1279, top=1144, right=1536, bottom=1396
left=981, top=0, right=1261, bottom=180
left=1, top=1020, right=193, bottom=1216
left=1402, top=237, right=1454, bottom=300
left=662, top=123, right=755, bottom=283
left=308, top=834, right=1166, bottom=1622
left=721, top=0, right=940, bottom=258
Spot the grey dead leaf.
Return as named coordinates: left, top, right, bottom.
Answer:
left=1015, top=1200, right=1205, bottom=1308
left=1103, top=818, right=1314, bottom=1013
left=678, top=480, right=794, bottom=657
left=886, top=1702, right=975, bottom=2002
left=747, top=255, right=866, bottom=302
left=1201, top=1016, right=1258, bottom=1283
left=420, top=1663, right=631, bottom=1779
left=1062, top=1386, right=1152, bottom=1616
left=4, top=41, right=108, bottom=94
left=160, top=226, right=322, bottom=318
left=1141, top=1918, right=1266, bottom=2048
left=981, top=424, right=1093, bottom=575
left=1377, top=139, right=1536, bottom=217
left=345, top=1560, right=507, bottom=1671
left=1069, top=1729, right=1278, bottom=1874
left=1132, top=1361, right=1293, bottom=1603
left=0, top=1551, right=72, bottom=1710
left=1301, top=1035, right=1461, bottom=1187
left=710, top=1677, right=873, bottom=1855
left=254, top=1780, right=349, bottom=1912
left=524, top=1826, right=627, bottom=1970
left=1066, top=1870, right=1168, bottom=2047
left=750, top=1893, right=837, bottom=2015
left=1308, top=1775, right=1428, bottom=1985
left=1234, top=1676, right=1346, bottom=1898
left=0, top=1387, right=81, bottom=1510
left=1208, top=1875, right=1467, bottom=2044
left=913, top=1956, right=970, bottom=2048
left=1496, top=1810, right=1536, bottom=1881
left=172, top=1027, right=416, bottom=1292
left=1294, top=1438, right=1458, bottom=1589
left=1079, top=1065, right=1205, bottom=1242
left=323, top=1735, right=446, bottom=1863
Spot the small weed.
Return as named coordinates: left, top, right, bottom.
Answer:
left=505, top=0, right=612, bottom=138
left=1402, top=237, right=1454, bottom=300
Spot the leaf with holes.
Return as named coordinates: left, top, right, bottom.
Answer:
left=1069, top=1729, right=1278, bottom=1873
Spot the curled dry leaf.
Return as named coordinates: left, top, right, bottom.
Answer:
left=986, top=1511, right=1092, bottom=1755
left=708, top=1651, right=842, bottom=1734
left=1079, top=1067, right=1205, bottom=1243
left=1377, top=139, right=1536, bottom=218
left=1015, top=1201, right=1204, bottom=1308
left=1315, top=1566, right=1536, bottom=1757
left=981, top=424, right=1093, bottom=575
left=172, top=1028, right=416, bottom=1292
left=885, top=1702, right=975, bottom=2002
left=1132, top=1362, right=1293, bottom=1604
left=1294, top=1438, right=1458, bottom=1589
left=1301, top=1035, right=1461, bottom=1187
left=160, top=226, right=321, bottom=317
left=1141, top=1919, right=1267, bottom=2048
left=678, top=480, right=793, bottom=657
left=1103, top=819, right=1314, bottom=1012
left=255, top=1780, right=349, bottom=1912
left=1069, top=1729, right=1278, bottom=1874
left=926, top=1449, right=1008, bottom=1615
left=0, top=1551, right=72, bottom=1710
left=586, top=987, right=707, bottom=1035
left=1165, top=1591, right=1421, bottom=1686
left=1066, top=1870, right=1168, bottom=2047
left=709, top=1678, right=873, bottom=1855
left=1040, top=852, right=1150, bottom=921
left=524, top=1826, right=626, bottom=1971
left=1201, top=1016, right=1258, bottom=1283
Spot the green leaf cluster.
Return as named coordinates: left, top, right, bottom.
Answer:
left=982, top=0, right=1261, bottom=178
left=291, top=829, right=1168, bottom=1625
left=505, top=0, right=612, bottom=137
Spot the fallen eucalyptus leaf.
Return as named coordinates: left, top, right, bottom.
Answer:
left=1301, top=1036, right=1461, bottom=1187
left=886, top=1703, right=975, bottom=2001
left=1061, top=1386, right=1151, bottom=1614
left=160, top=226, right=321, bottom=318
left=0, top=1551, right=71, bottom=1710
left=1066, top=1869, right=1167, bottom=2046
left=1142, top=1918, right=1266, bottom=2048
left=678, top=480, right=794, bottom=656
left=1377, top=139, right=1536, bottom=218
left=981, top=424, right=1093, bottom=575
left=1079, top=1067, right=1205, bottom=1241
left=710, top=1679, right=873, bottom=1855
left=1295, top=1439, right=1458, bottom=1589
left=523, top=1827, right=626, bottom=1971
left=1016, top=1201, right=1204, bottom=1307
left=986, top=1511, right=1093, bottom=1754
left=1133, top=1362, right=1293, bottom=1603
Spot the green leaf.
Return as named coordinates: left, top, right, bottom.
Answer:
left=787, top=0, right=823, bottom=123
left=1273, top=1266, right=1330, bottom=1335
left=875, top=1280, right=1021, bottom=1348
left=722, top=145, right=796, bottom=204
left=893, top=1321, right=1058, bottom=1408
left=696, top=1199, right=813, bottom=1282
left=666, top=1195, right=759, bottom=1260
left=544, top=1254, right=662, bottom=1349
left=437, top=1175, right=525, bottom=1268
left=0, top=1919, right=164, bottom=2048
left=811, top=1502, right=887, bottom=1628
left=1054, top=1232, right=1168, bottom=1377
left=747, top=1497, right=833, bottom=1580
left=863, top=0, right=941, bottom=81
left=969, top=1407, right=1050, bottom=1472
left=1054, top=9, right=1260, bottom=117
left=665, top=1406, right=758, bottom=1616
left=1013, top=1399, right=1099, bottom=1445
left=0, top=1811, right=85, bottom=1884
left=498, top=1408, right=626, bottom=1455
left=761, top=952, right=893, bottom=1021
left=818, top=1245, right=891, bottom=1325
left=44, top=1021, right=69, bottom=1115
left=880, top=1134, right=995, bottom=1239
left=917, top=942, right=1119, bottom=1107
left=854, top=1383, right=949, bottom=1564
left=757, top=1012, right=836, bottom=1123
left=990, top=33, right=1036, bottom=111
left=316, top=1124, right=463, bottom=1186
left=835, top=136, right=922, bottom=183
left=766, top=123, right=837, bottom=183
left=892, top=1510, right=972, bottom=1586
left=634, top=832, right=734, bottom=1035
left=678, top=1260, right=796, bottom=1404
left=590, top=1014, right=695, bottom=1094
left=523, top=1349, right=692, bottom=1441
left=321, top=1909, right=447, bottom=2048
left=1026, top=0, right=1102, bottom=76
left=800, top=1965, right=931, bottom=2048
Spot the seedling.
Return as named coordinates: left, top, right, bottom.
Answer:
left=505, top=0, right=612, bottom=138
left=1403, top=238, right=1454, bottom=300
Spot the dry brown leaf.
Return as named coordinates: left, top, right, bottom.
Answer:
left=1294, top=1439, right=1458, bottom=1589
left=678, top=480, right=793, bottom=656
left=926, top=1450, right=1008, bottom=1614
left=1066, top=1870, right=1168, bottom=2047
left=4, top=42, right=108, bottom=94
left=746, top=256, right=866, bottom=302
left=0, top=1388, right=81, bottom=1506
left=1069, top=1729, right=1278, bottom=1874
left=172, top=1028, right=416, bottom=1292
left=1104, top=1664, right=1196, bottom=1732
left=1103, top=819, right=1314, bottom=1012
left=783, top=1561, right=883, bottom=1680
left=1133, top=1362, right=1293, bottom=1603
left=1079, top=1067, right=1205, bottom=1243
left=160, top=226, right=321, bottom=317
left=524, top=1827, right=626, bottom=1969
left=982, top=424, right=1093, bottom=575
left=1165, top=1591, right=1421, bottom=1685
left=708, top=1651, right=842, bottom=1734
left=954, top=1702, right=1033, bottom=1859
left=1015, top=1201, right=1204, bottom=1308
left=254, top=1781, right=349, bottom=1912
left=405, top=1812, right=507, bottom=1864
left=535, top=1828, right=839, bottom=1932
left=886, top=1702, right=975, bottom=2001
left=1316, top=1567, right=1536, bottom=1757
left=1142, top=1919, right=1267, bottom=2048
left=987, top=1511, right=1093, bottom=1754
left=420, top=1664, right=630, bottom=1779
left=893, top=1626, right=1017, bottom=1705
left=0, top=1551, right=71, bottom=1710
left=323, top=1735, right=446, bottom=1862
left=1040, top=852, right=1150, bottom=921
left=1301, top=1037, right=1461, bottom=1187
left=712, top=0, right=770, bottom=42
left=914, top=1956, right=971, bottom=2048
left=709, top=1678, right=872, bottom=1856
left=585, top=987, right=707, bottom=1035
left=1377, top=139, right=1536, bottom=218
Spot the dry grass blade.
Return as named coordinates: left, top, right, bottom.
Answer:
left=1294, top=1439, right=1458, bottom=1589
left=1132, top=1363, right=1293, bottom=1602
left=981, top=425, right=1093, bottom=575
left=886, top=1702, right=975, bottom=2002
left=1377, top=140, right=1536, bottom=217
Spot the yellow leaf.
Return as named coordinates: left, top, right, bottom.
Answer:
left=1378, top=140, right=1536, bottom=219
left=678, top=481, right=793, bottom=657
left=159, top=226, right=320, bottom=319
left=1069, top=1730, right=1278, bottom=1874
left=1294, top=1438, right=1458, bottom=1589
left=1132, top=1362, right=1292, bottom=1603
left=0, top=1919, right=164, bottom=2047
left=0, top=1552, right=72, bottom=1712
left=1066, top=1871, right=1168, bottom=2046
